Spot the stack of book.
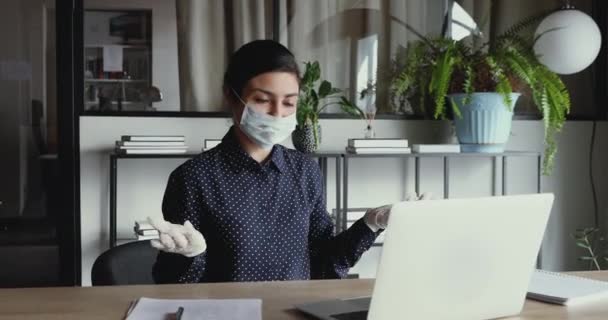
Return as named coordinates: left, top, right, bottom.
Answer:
left=346, top=138, right=410, bottom=154
left=411, top=144, right=461, bottom=153
left=115, top=135, right=188, bottom=154
left=202, top=139, right=222, bottom=151
left=134, top=220, right=159, bottom=241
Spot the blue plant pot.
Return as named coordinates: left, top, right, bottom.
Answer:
left=448, top=92, right=520, bottom=153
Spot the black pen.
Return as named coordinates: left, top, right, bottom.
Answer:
left=175, top=306, right=184, bottom=320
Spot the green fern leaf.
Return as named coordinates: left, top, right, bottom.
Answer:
left=450, top=97, right=462, bottom=118
left=486, top=56, right=513, bottom=109
left=463, top=64, right=474, bottom=105
left=495, top=10, right=552, bottom=41
left=430, top=45, right=456, bottom=119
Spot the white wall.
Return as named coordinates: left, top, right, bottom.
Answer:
left=79, top=116, right=608, bottom=285
left=84, top=0, right=180, bottom=111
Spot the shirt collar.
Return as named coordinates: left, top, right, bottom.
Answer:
left=220, top=126, right=286, bottom=174
left=270, top=144, right=287, bottom=173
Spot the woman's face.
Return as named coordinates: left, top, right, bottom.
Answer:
left=232, top=72, right=299, bottom=123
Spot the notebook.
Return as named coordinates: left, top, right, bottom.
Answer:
left=527, top=269, right=608, bottom=305
left=345, top=146, right=411, bottom=154
left=122, top=135, right=185, bottom=142
left=411, top=144, right=461, bottom=153
left=347, top=138, right=408, bottom=148
left=125, top=297, right=262, bottom=320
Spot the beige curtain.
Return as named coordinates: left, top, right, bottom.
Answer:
left=455, top=0, right=558, bottom=48
left=455, top=0, right=491, bottom=49
left=384, top=0, right=445, bottom=113
left=176, top=0, right=273, bottom=112
left=278, top=0, right=445, bottom=113
left=177, top=0, right=445, bottom=113
left=177, top=0, right=591, bottom=116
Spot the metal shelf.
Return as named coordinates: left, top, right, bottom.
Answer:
left=85, top=101, right=139, bottom=105
left=108, top=151, right=342, bottom=248
left=107, top=149, right=543, bottom=268
left=85, top=79, right=148, bottom=83
left=109, top=152, right=342, bottom=159
left=344, top=151, right=540, bottom=158
left=340, top=150, right=543, bottom=266
left=85, top=44, right=150, bottom=49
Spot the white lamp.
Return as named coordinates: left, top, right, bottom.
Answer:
left=534, top=4, right=602, bottom=75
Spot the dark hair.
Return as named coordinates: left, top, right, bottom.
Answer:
left=223, top=40, right=300, bottom=98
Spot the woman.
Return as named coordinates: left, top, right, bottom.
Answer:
left=150, top=40, right=392, bottom=283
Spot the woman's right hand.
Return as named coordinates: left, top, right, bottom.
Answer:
left=148, top=217, right=206, bottom=257
left=364, top=192, right=434, bottom=232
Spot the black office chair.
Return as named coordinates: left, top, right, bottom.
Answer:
left=91, top=240, right=158, bottom=285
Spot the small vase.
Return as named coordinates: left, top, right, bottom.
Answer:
left=292, top=123, right=322, bottom=153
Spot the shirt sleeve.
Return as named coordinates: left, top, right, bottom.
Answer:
left=307, top=163, right=379, bottom=279
left=152, top=166, right=207, bottom=284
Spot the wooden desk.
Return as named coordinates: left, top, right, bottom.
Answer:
left=0, top=271, right=606, bottom=319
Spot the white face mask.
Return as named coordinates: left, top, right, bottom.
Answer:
left=233, top=90, right=297, bottom=150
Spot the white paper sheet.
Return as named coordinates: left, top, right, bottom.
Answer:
left=528, top=270, right=608, bottom=305
left=103, top=45, right=123, bottom=72
left=126, top=297, right=262, bottom=320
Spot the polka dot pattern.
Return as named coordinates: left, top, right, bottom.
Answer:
left=152, top=127, right=378, bottom=284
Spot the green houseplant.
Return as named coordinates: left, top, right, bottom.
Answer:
left=293, top=61, right=363, bottom=153
left=572, top=228, right=607, bottom=270
left=387, top=17, right=570, bottom=174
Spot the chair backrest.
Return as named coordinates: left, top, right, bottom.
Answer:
left=91, top=240, right=157, bottom=286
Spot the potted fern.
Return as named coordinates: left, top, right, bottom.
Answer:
left=293, top=61, right=363, bottom=153
left=390, top=19, right=570, bottom=174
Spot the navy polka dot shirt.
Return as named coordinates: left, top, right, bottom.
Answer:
left=152, top=127, right=378, bottom=283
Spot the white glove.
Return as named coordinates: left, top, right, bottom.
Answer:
left=364, top=192, right=434, bottom=232
left=405, top=192, right=434, bottom=202
left=148, top=217, right=206, bottom=258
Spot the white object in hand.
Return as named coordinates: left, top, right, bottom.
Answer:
left=364, top=192, right=434, bottom=232
left=148, top=217, right=206, bottom=257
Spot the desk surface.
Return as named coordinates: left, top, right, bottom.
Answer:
left=0, top=271, right=606, bottom=320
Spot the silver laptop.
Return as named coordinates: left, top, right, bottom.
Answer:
left=296, top=193, right=554, bottom=320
